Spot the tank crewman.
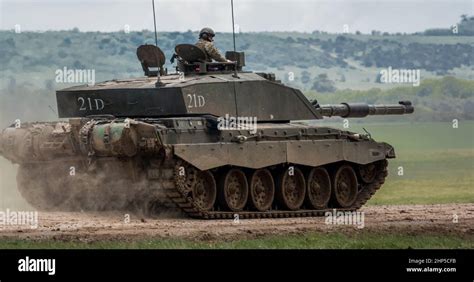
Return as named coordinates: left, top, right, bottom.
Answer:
left=195, top=27, right=232, bottom=63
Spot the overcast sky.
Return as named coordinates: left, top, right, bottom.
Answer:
left=0, top=0, right=472, bottom=33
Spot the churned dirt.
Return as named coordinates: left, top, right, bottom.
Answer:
left=0, top=204, right=472, bottom=242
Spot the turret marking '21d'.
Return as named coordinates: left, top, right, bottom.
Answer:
left=0, top=44, right=414, bottom=219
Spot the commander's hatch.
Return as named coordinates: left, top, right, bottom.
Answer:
left=175, top=44, right=206, bottom=63
left=172, top=44, right=244, bottom=75
left=136, top=44, right=166, bottom=77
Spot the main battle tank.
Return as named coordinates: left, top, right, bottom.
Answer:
left=0, top=44, right=413, bottom=218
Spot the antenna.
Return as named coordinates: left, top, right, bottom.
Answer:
left=230, top=0, right=239, bottom=78
left=152, top=0, right=158, bottom=46
left=231, top=0, right=237, bottom=53
left=151, top=0, right=163, bottom=87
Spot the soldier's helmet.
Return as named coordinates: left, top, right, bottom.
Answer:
left=199, top=27, right=216, bottom=37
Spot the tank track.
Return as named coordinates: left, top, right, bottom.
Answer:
left=15, top=157, right=387, bottom=218
left=156, top=158, right=388, bottom=219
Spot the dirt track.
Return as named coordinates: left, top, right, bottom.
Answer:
left=0, top=204, right=473, bottom=242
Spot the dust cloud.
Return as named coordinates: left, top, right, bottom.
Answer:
left=0, top=159, right=31, bottom=211
left=4, top=158, right=182, bottom=219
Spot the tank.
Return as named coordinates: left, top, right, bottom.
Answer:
left=0, top=44, right=414, bottom=218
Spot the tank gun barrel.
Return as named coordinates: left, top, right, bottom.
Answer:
left=314, top=101, right=414, bottom=118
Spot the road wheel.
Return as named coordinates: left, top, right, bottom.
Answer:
left=305, top=167, right=331, bottom=209
left=218, top=168, right=248, bottom=212
left=332, top=165, right=358, bottom=208
left=248, top=169, right=274, bottom=212
left=192, top=170, right=216, bottom=211
left=358, top=162, right=378, bottom=184
left=276, top=166, right=306, bottom=210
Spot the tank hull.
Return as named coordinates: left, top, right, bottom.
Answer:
left=1, top=117, right=392, bottom=218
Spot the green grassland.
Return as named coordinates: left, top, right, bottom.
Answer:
left=1, top=232, right=472, bottom=249
left=322, top=121, right=474, bottom=205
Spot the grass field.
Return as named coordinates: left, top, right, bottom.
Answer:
left=350, top=121, right=473, bottom=205
left=318, top=120, right=474, bottom=205
left=1, top=232, right=472, bottom=249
